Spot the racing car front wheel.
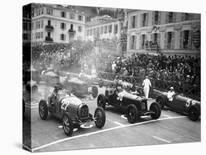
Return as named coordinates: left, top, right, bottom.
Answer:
left=188, top=107, right=200, bottom=121
left=150, top=102, right=161, bottom=119
left=63, top=114, right=74, bottom=136
left=94, top=107, right=106, bottom=128
left=127, top=104, right=139, bottom=123
left=39, top=100, right=48, bottom=120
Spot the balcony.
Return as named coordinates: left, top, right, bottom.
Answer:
left=45, top=36, right=53, bottom=42
left=45, top=25, right=54, bottom=32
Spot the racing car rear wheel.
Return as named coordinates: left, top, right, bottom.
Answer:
left=94, top=107, right=106, bottom=128
left=188, top=107, right=200, bottom=121
left=63, top=114, right=74, bottom=136
left=39, top=100, right=48, bottom=120
left=97, top=94, right=106, bottom=110
left=156, top=97, right=164, bottom=109
left=127, top=104, right=139, bottom=123
left=91, top=86, right=98, bottom=98
left=150, top=102, right=161, bottom=119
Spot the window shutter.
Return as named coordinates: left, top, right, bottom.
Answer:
left=164, top=32, right=168, bottom=49
left=180, top=31, right=183, bottom=49
left=146, top=13, right=149, bottom=26
left=166, top=13, right=169, bottom=24
left=158, top=12, right=161, bottom=25
left=152, top=12, right=155, bottom=25
left=188, top=30, right=192, bottom=49
left=171, top=32, right=175, bottom=49
left=173, top=13, right=176, bottom=23
left=135, top=15, right=138, bottom=28
left=157, top=33, right=161, bottom=47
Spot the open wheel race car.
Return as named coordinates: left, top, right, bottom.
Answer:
left=97, top=82, right=161, bottom=123
left=38, top=83, right=106, bottom=136
left=154, top=89, right=200, bottom=121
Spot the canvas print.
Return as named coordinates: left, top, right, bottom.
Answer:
left=23, top=3, right=201, bottom=152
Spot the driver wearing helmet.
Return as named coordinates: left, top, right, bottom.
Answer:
left=167, top=87, right=175, bottom=102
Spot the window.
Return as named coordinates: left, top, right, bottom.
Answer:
left=131, top=15, right=136, bottom=28
left=70, top=13, right=75, bottom=19
left=31, top=22, right=34, bottom=30
left=183, top=30, right=189, bottom=49
left=36, top=21, right=41, bottom=29
left=154, top=11, right=159, bottom=25
left=41, top=32, right=43, bottom=38
left=61, top=23, right=66, bottom=29
left=47, top=32, right=51, bottom=38
left=183, top=13, right=190, bottom=21
left=114, top=24, right=118, bottom=34
left=60, top=34, right=66, bottom=40
left=104, top=26, right=107, bottom=34
left=97, top=27, right=100, bottom=34
left=46, top=8, right=53, bottom=15
left=87, top=30, right=89, bottom=36
left=61, top=11, right=66, bottom=18
left=168, top=12, right=174, bottom=23
left=141, top=34, right=146, bottom=49
left=78, top=15, right=82, bottom=21
left=48, top=20, right=51, bottom=25
left=109, top=25, right=112, bottom=33
left=130, top=35, right=136, bottom=49
left=78, top=26, right=82, bottom=32
left=142, top=13, right=148, bottom=27
left=90, top=29, right=92, bottom=36
left=167, top=32, right=172, bottom=49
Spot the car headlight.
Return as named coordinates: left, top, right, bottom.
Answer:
left=185, top=99, right=192, bottom=108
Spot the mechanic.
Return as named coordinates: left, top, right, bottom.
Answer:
left=167, top=87, right=175, bottom=102
left=142, top=75, right=152, bottom=99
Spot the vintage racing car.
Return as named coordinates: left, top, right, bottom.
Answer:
left=38, top=83, right=106, bottom=136
left=61, top=74, right=99, bottom=98
left=97, top=82, right=161, bottom=123
left=154, top=89, right=200, bottom=121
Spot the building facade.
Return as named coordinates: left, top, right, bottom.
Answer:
left=31, top=4, right=86, bottom=44
left=127, top=10, right=200, bottom=56
left=85, top=15, right=122, bottom=41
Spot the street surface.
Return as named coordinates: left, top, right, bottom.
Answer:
left=23, top=83, right=200, bottom=152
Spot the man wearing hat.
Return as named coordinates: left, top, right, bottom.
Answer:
left=167, top=87, right=175, bottom=102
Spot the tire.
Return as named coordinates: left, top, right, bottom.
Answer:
left=97, top=94, right=106, bottom=110
left=39, top=100, right=48, bottom=120
left=91, top=86, right=98, bottom=98
left=127, top=104, right=139, bottom=123
left=94, top=107, right=106, bottom=128
left=188, top=107, right=200, bottom=121
left=150, top=102, right=161, bottom=119
left=62, top=114, right=74, bottom=136
left=156, top=97, right=164, bottom=109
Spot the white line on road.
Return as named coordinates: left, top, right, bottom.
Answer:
left=31, top=115, right=186, bottom=152
left=162, top=114, right=172, bottom=118
left=152, top=136, right=171, bottom=143
left=114, top=121, right=125, bottom=127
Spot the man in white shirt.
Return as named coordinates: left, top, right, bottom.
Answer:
left=142, top=76, right=152, bottom=99
left=167, top=87, right=175, bottom=102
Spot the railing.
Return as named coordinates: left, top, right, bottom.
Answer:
left=45, top=25, right=54, bottom=31
left=45, top=36, right=53, bottom=42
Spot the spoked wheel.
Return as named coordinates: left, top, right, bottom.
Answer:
left=97, top=95, right=106, bottom=110
left=127, top=104, right=139, bottom=123
left=150, top=102, right=161, bottom=119
left=94, top=107, right=106, bottom=128
left=188, top=107, right=200, bottom=121
left=39, top=100, right=48, bottom=120
left=62, top=114, right=73, bottom=136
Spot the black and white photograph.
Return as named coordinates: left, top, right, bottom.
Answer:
left=22, top=1, right=202, bottom=152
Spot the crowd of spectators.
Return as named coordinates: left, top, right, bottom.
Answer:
left=97, top=53, right=200, bottom=99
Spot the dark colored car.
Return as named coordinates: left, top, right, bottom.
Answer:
left=62, top=76, right=98, bottom=98
left=41, top=69, right=60, bottom=86
left=154, top=89, right=200, bottom=121
left=97, top=83, right=161, bottom=123
left=38, top=84, right=106, bottom=136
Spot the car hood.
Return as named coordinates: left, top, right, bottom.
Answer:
left=61, top=95, right=82, bottom=107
